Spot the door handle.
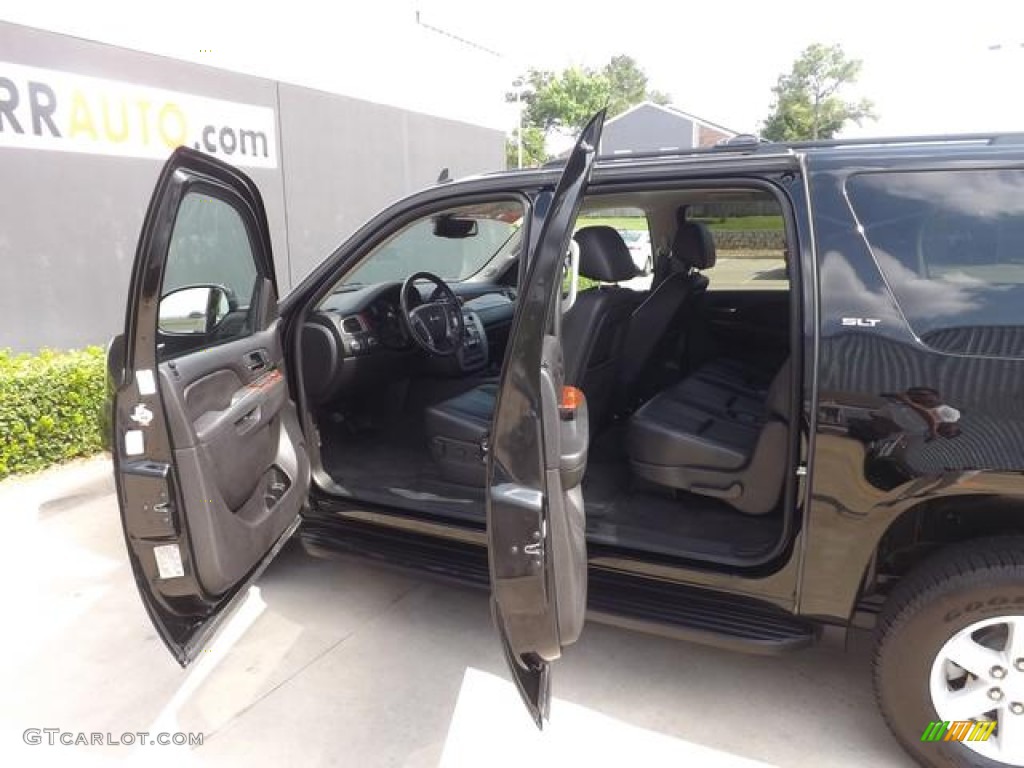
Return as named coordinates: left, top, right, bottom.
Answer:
left=710, top=307, right=738, bottom=316
left=235, top=406, right=261, bottom=435
left=245, top=350, right=269, bottom=371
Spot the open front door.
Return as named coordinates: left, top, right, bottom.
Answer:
left=108, top=147, right=310, bottom=666
left=487, top=111, right=604, bottom=726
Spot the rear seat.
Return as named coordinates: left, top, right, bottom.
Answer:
left=666, top=365, right=770, bottom=425
left=645, top=355, right=781, bottom=426
left=626, top=357, right=791, bottom=516
left=692, top=358, right=775, bottom=394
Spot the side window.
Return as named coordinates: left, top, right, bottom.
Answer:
left=158, top=191, right=261, bottom=361
left=574, top=207, right=650, bottom=289
left=691, top=200, right=788, bottom=291
left=847, top=169, right=1024, bottom=357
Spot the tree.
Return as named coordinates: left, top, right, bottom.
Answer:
left=517, top=66, right=611, bottom=135
left=506, top=55, right=669, bottom=167
left=505, top=125, right=547, bottom=168
left=761, top=44, right=876, bottom=141
left=604, top=55, right=670, bottom=115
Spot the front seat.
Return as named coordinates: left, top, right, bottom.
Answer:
left=626, top=358, right=792, bottom=516
left=424, top=226, right=640, bottom=485
left=560, top=226, right=642, bottom=428
left=616, top=221, right=716, bottom=407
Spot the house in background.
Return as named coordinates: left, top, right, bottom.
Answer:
left=600, top=102, right=738, bottom=154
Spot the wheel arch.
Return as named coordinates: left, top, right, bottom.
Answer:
left=854, top=492, right=1024, bottom=624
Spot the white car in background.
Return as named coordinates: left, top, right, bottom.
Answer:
left=618, top=228, right=652, bottom=272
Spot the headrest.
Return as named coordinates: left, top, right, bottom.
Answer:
left=672, top=221, right=717, bottom=270
left=573, top=226, right=638, bottom=283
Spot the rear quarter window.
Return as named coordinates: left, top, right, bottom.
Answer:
left=847, top=169, right=1024, bottom=357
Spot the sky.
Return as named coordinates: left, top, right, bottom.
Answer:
left=2, top=0, right=1022, bottom=142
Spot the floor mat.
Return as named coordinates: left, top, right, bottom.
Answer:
left=319, top=420, right=485, bottom=523
left=320, top=420, right=781, bottom=561
left=583, top=461, right=782, bottom=561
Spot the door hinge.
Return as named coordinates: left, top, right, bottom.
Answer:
left=795, top=464, right=808, bottom=477
left=479, top=435, right=490, bottom=463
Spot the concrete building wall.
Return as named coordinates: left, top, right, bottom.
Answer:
left=276, top=84, right=502, bottom=285
left=0, top=21, right=504, bottom=352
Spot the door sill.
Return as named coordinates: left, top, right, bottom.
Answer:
left=298, top=512, right=816, bottom=655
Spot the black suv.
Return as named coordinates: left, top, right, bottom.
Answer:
left=108, top=112, right=1024, bottom=768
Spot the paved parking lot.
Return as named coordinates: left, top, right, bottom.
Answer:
left=0, top=458, right=914, bottom=767
left=620, top=257, right=787, bottom=292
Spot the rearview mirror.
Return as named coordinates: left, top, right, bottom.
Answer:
left=433, top=214, right=478, bottom=239
left=158, top=285, right=233, bottom=335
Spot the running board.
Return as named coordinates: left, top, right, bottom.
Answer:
left=300, top=514, right=818, bottom=655
left=588, top=569, right=819, bottom=654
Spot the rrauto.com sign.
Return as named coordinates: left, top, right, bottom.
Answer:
left=0, top=62, right=277, bottom=168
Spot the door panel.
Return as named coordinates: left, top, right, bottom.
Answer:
left=538, top=336, right=588, bottom=647
left=155, top=325, right=307, bottom=596
left=487, top=110, right=603, bottom=726
left=111, top=147, right=309, bottom=665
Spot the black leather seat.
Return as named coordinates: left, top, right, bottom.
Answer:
left=424, top=226, right=640, bottom=485
left=422, top=383, right=497, bottom=485
left=626, top=358, right=792, bottom=516
left=617, top=221, right=716, bottom=406
left=561, top=226, right=642, bottom=428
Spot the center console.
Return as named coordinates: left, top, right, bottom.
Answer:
left=456, top=310, right=488, bottom=372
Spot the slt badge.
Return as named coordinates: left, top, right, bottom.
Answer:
left=130, top=403, right=154, bottom=427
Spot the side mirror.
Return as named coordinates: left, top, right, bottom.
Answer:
left=433, top=214, right=479, bottom=239
left=561, top=239, right=580, bottom=314
left=158, top=285, right=233, bottom=336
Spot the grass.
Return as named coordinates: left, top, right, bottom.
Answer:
left=576, top=215, right=784, bottom=232
left=576, top=216, right=648, bottom=231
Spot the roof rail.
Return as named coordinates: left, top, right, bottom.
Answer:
left=776, top=132, right=1022, bottom=149
left=542, top=131, right=1024, bottom=170
left=594, top=142, right=793, bottom=163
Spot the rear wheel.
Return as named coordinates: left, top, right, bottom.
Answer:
left=874, top=538, right=1024, bottom=767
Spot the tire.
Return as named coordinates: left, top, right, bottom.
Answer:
left=874, top=537, right=1024, bottom=767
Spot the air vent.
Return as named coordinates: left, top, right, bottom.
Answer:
left=341, top=316, right=365, bottom=334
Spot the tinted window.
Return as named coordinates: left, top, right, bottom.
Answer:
left=848, top=170, right=1024, bottom=356
left=164, top=193, right=259, bottom=300
left=159, top=192, right=261, bottom=360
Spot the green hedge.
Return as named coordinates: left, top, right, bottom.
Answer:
left=0, top=346, right=107, bottom=480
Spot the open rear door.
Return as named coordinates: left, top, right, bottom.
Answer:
left=108, top=147, right=310, bottom=665
left=487, top=111, right=604, bottom=726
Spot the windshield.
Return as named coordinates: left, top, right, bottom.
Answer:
left=341, top=200, right=523, bottom=286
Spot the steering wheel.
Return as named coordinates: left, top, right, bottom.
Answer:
left=399, top=272, right=465, bottom=357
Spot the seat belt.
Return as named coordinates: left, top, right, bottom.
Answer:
left=652, top=205, right=690, bottom=289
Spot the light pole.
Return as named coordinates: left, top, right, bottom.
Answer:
left=513, top=77, right=524, bottom=168
left=414, top=9, right=526, bottom=169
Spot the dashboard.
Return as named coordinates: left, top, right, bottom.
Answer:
left=301, top=281, right=517, bottom=403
